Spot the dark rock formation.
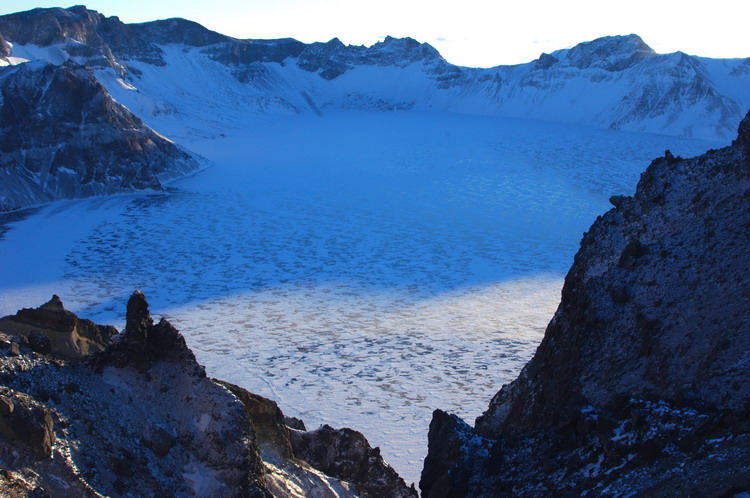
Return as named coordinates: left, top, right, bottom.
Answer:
left=297, top=35, right=444, bottom=80
left=421, top=111, right=750, bottom=496
left=284, top=415, right=306, bottom=431
left=0, top=388, right=55, bottom=459
left=0, top=33, right=9, bottom=58
left=0, top=6, right=305, bottom=71
left=297, top=38, right=353, bottom=80
left=0, top=59, right=202, bottom=211
left=0, top=295, right=116, bottom=359
left=93, top=290, right=202, bottom=373
left=130, top=17, right=227, bottom=48
left=0, top=6, right=159, bottom=70
left=26, top=331, right=52, bottom=355
left=0, top=292, right=271, bottom=497
left=292, top=424, right=418, bottom=497
left=533, top=52, right=558, bottom=70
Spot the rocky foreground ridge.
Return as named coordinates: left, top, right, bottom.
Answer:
left=421, top=112, right=750, bottom=495
left=0, top=292, right=416, bottom=497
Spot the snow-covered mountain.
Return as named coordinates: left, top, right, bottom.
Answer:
left=1, top=5, right=748, bottom=143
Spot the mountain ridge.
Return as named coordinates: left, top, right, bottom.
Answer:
left=1, top=6, right=747, bottom=142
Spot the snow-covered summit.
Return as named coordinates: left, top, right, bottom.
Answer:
left=551, top=34, right=656, bottom=71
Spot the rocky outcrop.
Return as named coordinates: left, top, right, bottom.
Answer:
left=0, top=59, right=202, bottom=211
left=0, top=6, right=305, bottom=72
left=93, top=290, right=201, bottom=372
left=291, top=424, right=418, bottom=498
left=0, top=33, right=9, bottom=59
left=0, top=6, right=441, bottom=80
left=0, top=292, right=413, bottom=496
left=0, top=389, right=55, bottom=459
left=219, top=379, right=417, bottom=497
left=557, top=34, right=655, bottom=71
left=297, top=36, right=445, bottom=80
left=421, top=112, right=750, bottom=496
left=1, top=292, right=270, bottom=496
left=0, top=295, right=116, bottom=359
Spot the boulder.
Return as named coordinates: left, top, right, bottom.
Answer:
left=0, top=389, right=54, bottom=459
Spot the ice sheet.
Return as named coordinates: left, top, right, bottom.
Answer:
left=0, top=111, right=719, bottom=485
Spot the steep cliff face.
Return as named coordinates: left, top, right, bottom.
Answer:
left=421, top=112, right=750, bottom=496
left=0, top=59, right=201, bottom=211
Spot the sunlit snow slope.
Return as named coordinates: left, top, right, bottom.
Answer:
left=98, top=38, right=750, bottom=142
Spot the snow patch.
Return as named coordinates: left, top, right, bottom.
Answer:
left=196, top=413, right=211, bottom=432
left=9, top=43, right=70, bottom=65
left=182, top=459, right=222, bottom=495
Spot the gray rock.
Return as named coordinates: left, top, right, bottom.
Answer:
left=218, top=380, right=294, bottom=459
left=0, top=395, right=13, bottom=416
left=284, top=415, right=306, bottom=431
left=143, top=426, right=176, bottom=457
left=8, top=342, right=20, bottom=356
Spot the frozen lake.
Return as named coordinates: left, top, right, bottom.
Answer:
left=0, top=111, right=719, bottom=485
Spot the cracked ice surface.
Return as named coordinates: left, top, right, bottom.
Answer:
left=0, top=112, right=718, bottom=484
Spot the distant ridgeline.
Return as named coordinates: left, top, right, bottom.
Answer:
left=1, top=6, right=748, bottom=141
left=0, top=6, right=749, bottom=210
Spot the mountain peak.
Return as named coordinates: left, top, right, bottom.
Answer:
left=132, top=17, right=227, bottom=47
left=552, top=34, right=656, bottom=71
left=367, top=36, right=443, bottom=65
left=589, top=34, right=654, bottom=54
left=0, top=5, right=105, bottom=46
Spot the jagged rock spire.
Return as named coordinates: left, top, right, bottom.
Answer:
left=125, top=289, right=153, bottom=346
left=95, top=290, right=201, bottom=374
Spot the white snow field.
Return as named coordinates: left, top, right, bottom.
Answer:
left=0, top=111, right=720, bottom=485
